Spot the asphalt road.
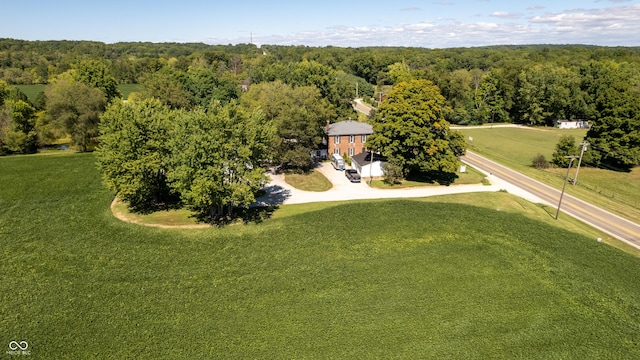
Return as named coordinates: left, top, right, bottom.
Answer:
left=352, top=99, right=373, bottom=116
left=462, top=150, right=640, bottom=249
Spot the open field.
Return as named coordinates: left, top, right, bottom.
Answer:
left=14, top=84, right=45, bottom=104
left=459, top=126, right=640, bottom=223
left=117, top=83, right=142, bottom=98
left=2, top=153, right=640, bottom=358
left=13, top=83, right=141, bottom=103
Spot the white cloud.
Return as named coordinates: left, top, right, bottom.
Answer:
left=491, top=11, right=523, bottom=19
left=210, top=3, right=640, bottom=48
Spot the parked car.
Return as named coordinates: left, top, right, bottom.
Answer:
left=345, top=169, right=361, bottom=183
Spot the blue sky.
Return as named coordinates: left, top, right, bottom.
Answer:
left=2, top=0, right=639, bottom=48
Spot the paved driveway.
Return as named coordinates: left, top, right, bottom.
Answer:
left=255, top=162, right=546, bottom=206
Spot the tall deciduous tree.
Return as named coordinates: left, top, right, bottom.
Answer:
left=240, top=80, right=335, bottom=170
left=45, top=76, right=106, bottom=151
left=138, top=68, right=190, bottom=109
left=167, top=102, right=274, bottom=219
left=366, top=79, right=466, bottom=183
left=74, top=60, right=121, bottom=102
left=515, top=64, right=588, bottom=126
left=0, top=100, right=38, bottom=154
left=96, top=99, right=174, bottom=209
left=582, top=61, right=640, bottom=170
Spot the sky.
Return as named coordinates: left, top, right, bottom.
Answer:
left=1, top=0, right=639, bottom=48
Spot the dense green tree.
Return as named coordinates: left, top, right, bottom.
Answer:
left=473, top=70, right=508, bottom=124
left=582, top=61, right=640, bottom=170
left=0, top=81, right=40, bottom=154
left=180, top=67, right=239, bottom=108
left=139, top=67, right=239, bottom=109
left=96, top=99, right=174, bottom=209
left=440, top=69, right=474, bottom=124
left=366, top=79, right=466, bottom=183
left=240, top=81, right=336, bottom=170
left=73, top=60, right=121, bottom=102
left=514, top=64, right=588, bottom=126
left=387, top=61, right=413, bottom=85
left=45, top=76, right=106, bottom=151
left=138, top=68, right=190, bottom=109
left=552, top=135, right=578, bottom=167
left=167, top=102, right=274, bottom=219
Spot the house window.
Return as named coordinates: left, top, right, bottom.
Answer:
left=362, top=147, right=366, bottom=154
left=348, top=148, right=355, bottom=156
left=334, top=148, right=341, bottom=155
left=349, top=135, right=355, bottom=144
left=361, top=135, right=367, bottom=143
left=334, top=135, right=340, bottom=144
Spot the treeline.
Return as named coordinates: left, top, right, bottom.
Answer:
left=1, top=39, right=639, bottom=171
left=2, top=39, right=639, bottom=124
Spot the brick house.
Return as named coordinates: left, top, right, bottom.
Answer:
left=325, top=119, right=374, bottom=158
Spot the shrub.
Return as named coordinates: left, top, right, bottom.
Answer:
left=342, top=153, right=352, bottom=166
left=552, top=135, right=577, bottom=167
left=532, top=153, right=549, bottom=169
left=382, top=160, right=404, bottom=184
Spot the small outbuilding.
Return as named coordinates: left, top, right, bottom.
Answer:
left=351, top=152, right=385, bottom=179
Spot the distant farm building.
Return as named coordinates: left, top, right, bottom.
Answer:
left=556, top=120, right=590, bottom=129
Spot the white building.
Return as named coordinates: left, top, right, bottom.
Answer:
left=351, top=152, right=385, bottom=179
left=556, top=120, right=590, bottom=129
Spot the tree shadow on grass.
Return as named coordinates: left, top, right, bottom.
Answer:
left=540, top=204, right=559, bottom=219
left=192, top=205, right=279, bottom=226
left=189, top=184, right=290, bottom=226
left=406, top=170, right=459, bottom=186
left=127, top=196, right=183, bottom=215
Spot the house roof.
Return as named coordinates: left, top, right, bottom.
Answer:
left=351, top=152, right=386, bottom=166
left=326, top=120, right=373, bottom=136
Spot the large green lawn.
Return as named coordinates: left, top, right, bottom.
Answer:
left=459, top=126, right=640, bottom=223
left=2, top=153, right=640, bottom=358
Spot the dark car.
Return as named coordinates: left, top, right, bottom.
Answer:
left=345, top=169, right=361, bottom=183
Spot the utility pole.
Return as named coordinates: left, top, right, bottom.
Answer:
left=356, top=81, right=359, bottom=99
left=368, top=149, right=374, bottom=186
left=572, top=141, right=589, bottom=185
left=556, top=156, right=576, bottom=220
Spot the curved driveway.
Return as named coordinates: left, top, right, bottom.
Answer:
left=255, top=161, right=544, bottom=206
left=256, top=153, right=640, bottom=249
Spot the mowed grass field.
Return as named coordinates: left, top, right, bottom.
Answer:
left=459, top=126, right=640, bottom=223
left=14, top=83, right=141, bottom=103
left=2, top=154, right=640, bottom=358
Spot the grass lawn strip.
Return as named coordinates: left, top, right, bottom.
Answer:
left=459, top=126, right=640, bottom=223
left=284, top=169, right=332, bottom=191
left=370, top=165, right=487, bottom=188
